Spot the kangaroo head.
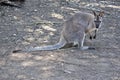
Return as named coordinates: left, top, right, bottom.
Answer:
left=92, top=11, right=104, bottom=29
left=89, top=11, right=104, bottom=40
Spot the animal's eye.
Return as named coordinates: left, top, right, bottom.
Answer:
left=94, top=21, right=101, bottom=23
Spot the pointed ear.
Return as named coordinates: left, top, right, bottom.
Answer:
left=92, top=10, right=97, bottom=16
left=99, top=11, right=104, bottom=17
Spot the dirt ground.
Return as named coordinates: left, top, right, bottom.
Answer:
left=0, top=0, right=120, bottom=80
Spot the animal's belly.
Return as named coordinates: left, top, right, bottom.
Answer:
left=64, top=32, right=80, bottom=43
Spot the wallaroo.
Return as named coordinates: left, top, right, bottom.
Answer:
left=13, top=10, right=104, bottom=53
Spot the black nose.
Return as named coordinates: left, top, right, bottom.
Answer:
left=96, top=23, right=99, bottom=28
left=94, top=21, right=101, bottom=28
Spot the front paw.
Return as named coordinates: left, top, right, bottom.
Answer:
left=90, top=36, right=93, bottom=40
left=93, top=35, right=96, bottom=39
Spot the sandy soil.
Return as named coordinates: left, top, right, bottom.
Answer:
left=0, top=0, right=120, bottom=80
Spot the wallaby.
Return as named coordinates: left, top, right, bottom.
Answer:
left=13, top=11, right=104, bottom=53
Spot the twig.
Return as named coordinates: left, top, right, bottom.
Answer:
left=0, top=0, right=21, bottom=8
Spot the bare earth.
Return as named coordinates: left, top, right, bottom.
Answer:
left=0, top=0, right=120, bottom=80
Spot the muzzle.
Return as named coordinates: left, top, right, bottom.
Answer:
left=94, top=21, right=101, bottom=28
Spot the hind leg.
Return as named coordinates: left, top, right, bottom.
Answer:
left=79, top=33, right=89, bottom=50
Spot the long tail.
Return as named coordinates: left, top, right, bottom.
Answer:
left=13, top=39, right=66, bottom=53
